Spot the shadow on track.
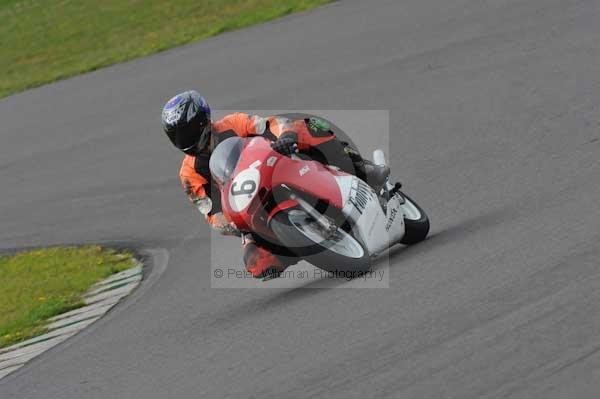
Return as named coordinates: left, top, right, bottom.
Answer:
left=193, top=205, right=515, bottom=333
left=381, top=205, right=514, bottom=266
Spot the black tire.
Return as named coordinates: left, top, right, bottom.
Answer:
left=399, top=191, right=430, bottom=245
left=270, top=209, right=371, bottom=273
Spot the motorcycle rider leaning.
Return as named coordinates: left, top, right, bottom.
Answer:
left=162, top=90, right=389, bottom=279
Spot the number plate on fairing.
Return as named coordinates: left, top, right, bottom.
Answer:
left=229, top=168, right=260, bottom=212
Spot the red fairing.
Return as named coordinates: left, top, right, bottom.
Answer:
left=270, top=156, right=345, bottom=208
left=220, top=137, right=346, bottom=237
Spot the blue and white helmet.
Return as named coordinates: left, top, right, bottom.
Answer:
left=162, top=90, right=211, bottom=154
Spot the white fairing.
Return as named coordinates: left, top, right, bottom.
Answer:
left=335, top=176, right=405, bottom=255
left=229, top=167, right=260, bottom=212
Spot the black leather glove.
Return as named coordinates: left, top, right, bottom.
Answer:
left=271, top=134, right=298, bottom=156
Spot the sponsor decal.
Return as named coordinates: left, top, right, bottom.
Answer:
left=307, top=117, right=330, bottom=132
left=299, top=165, right=310, bottom=176
left=266, top=156, right=278, bottom=167
left=163, top=107, right=182, bottom=124
left=385, top=207, right=398, bottom=231
left=349, top=179, right=373, bottom=215
left=249, top=160, right=262, bottom=169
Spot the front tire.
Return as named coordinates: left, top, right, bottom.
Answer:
left=270, top=209, right=371, bottom=273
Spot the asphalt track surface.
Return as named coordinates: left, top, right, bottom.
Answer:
left=1, top=0, right=600, bottom=397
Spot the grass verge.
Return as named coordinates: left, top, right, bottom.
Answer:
left=0, top=0, right=332, bottom=98
left=0, top=245, right=136, bottom=349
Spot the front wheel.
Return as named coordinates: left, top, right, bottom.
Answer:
left=270, top=209, right=371, bottom=273
left=398, top=191, right=430, bottom=245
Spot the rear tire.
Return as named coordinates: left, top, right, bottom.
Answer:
left=398, top=191, right=430, bottom=245
left=270, top=209, right=371, bottom=273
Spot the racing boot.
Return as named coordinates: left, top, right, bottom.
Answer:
left=343, top=145, right=390, bottom=193
left=363, top=160, right=391, bottom=193
left=243, top=234, right=289, bottom=280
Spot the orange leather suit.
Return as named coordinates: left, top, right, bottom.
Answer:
left=179, top=113, right=337, bottom=278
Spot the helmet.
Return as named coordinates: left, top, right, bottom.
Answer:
left=162, top=90, right=211, bottom=154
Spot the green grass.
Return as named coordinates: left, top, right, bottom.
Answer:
left=0, top=0, right=331, bottom=98
left=0, top=245, right=136, bottom=349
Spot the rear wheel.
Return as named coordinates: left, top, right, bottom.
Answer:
left=270, top=209, right=371, bottom=272
left=398, top=191, right=430, bottom=245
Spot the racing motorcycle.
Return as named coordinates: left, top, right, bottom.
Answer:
left=209, top=136, right=429, bottom=273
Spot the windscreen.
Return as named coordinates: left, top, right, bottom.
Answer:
left=209, top=137, right=245, bottom=187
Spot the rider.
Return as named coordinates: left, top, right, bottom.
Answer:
left=162, top=90, right=389, bottom=279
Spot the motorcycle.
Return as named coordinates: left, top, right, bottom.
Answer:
left=209, top=136, right=429, bottom=274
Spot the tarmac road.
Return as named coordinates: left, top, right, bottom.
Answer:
left=1, top=0, right=600, bottom=397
